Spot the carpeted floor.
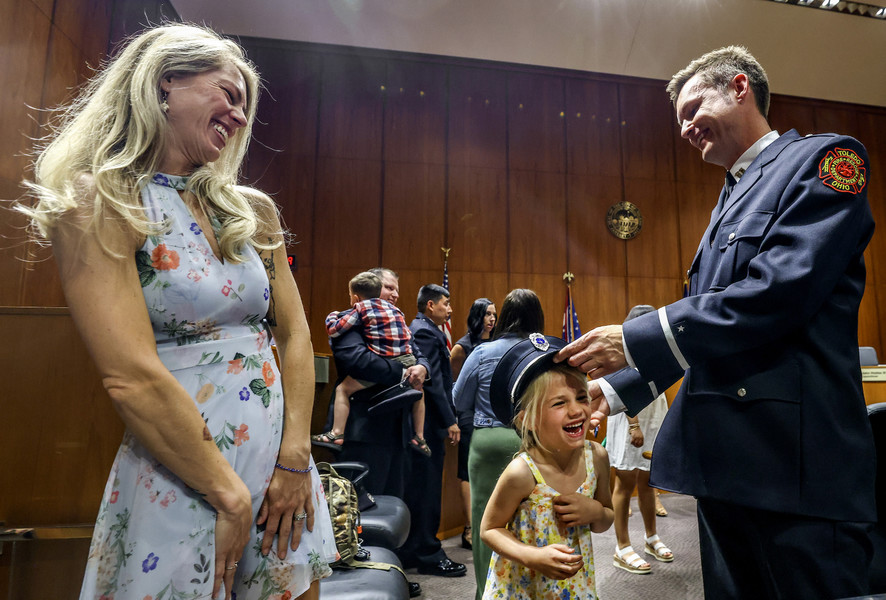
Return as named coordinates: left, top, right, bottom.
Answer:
left=409, top=493, right=703, bottom=599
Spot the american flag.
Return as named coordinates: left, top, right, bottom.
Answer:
left=441, top=253, right=453, bottom=350
left=562, top=284, right=582, bottom=343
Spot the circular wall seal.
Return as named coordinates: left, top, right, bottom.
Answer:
left=606, top=201, right=643, bottom=240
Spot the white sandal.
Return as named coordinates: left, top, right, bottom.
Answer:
left=613, top=545, right=651, bottom=574
left=644, top=534, right=674, bottom=562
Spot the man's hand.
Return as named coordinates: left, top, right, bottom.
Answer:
left=587, top=379, right=611, bottom=430
left=555, top=325, right=626, bottom=378
left=404, top=365, right=427, bottom=390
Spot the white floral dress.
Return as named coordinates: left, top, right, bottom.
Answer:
left=482, top=441, right=599, bottom=600
left=79, top=173, right=336, bottom=600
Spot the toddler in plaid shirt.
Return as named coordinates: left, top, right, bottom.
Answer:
left=313, top=271, right=430, bottom=456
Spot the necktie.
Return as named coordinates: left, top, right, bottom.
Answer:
left=716, top=171, right=737, bottom=218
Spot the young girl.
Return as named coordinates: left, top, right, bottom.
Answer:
left=481, top=334, right=614, bottom=599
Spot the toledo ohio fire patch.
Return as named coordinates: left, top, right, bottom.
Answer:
left=819, top=147, right=866, bottom=194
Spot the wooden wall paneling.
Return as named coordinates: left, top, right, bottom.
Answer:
left=566, top=173, right=626, bottom=278
left=503, top=272, right=567, bottom=338
left=391, top=268, right=445, bottom=318
left=618, top=82, right=675, bottom=182
left=381, top=161, right=446, bottom=270
left=858, top=111, right=886, bottom=353
left=0, top=181, right=29, bottom=307
left=243, top=44, right=321, bottom=292
left=507, top=72, right=565, bottom=173
left=1, top=310, right=121, bottom=526
left=307, top=265, right=366, bottom=352
left=623, top=178, right=681, bottom=279
left=317, top=53, right=385, bottom=160
left=0, top=0, right=53, bottom=307
left=52, top=0, right=113, bottom=64
left=18, top=21, right=94, bottom=308
left=446, top=269, right=510, bottom=337
left=447, top=67, right=507, bottom=169
left=0, top=0, right=50, bottom=184
left=447, top=165, right=508, bottom=272
left=108, top=0, right=179, bottom=43
left=768, top=96, right=816, bottom=136
left=383, top=61, right=447, bottom=164
left=674, top=180, right=721, bottom=276
left=572, top=274, right=628, bottom=333
left=312, top=157, right=382, bottom=269
left=3, top=538, right=91, bottom=600
left=813, top=105, right=862, bottom=141
left=626, top=276, right=683, bottom=313
left=508, top=170, right=566, bottom=275
left=565, top=78, right=621, bottom=177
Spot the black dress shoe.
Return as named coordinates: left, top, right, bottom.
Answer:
left=408, top=581, right=422, bottom=598
left=417, top=558, right=467, bottom=577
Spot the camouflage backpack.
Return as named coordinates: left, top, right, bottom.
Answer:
left=317, top=462, right=361, bottom=566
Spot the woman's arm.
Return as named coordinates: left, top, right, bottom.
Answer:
left=480, top=459, right=583, bottom=580
left=449, top=343, right=467, bottom=382
left=250, top=191, right=316, bottom=559
left=52, top=180, right=251, bottom=599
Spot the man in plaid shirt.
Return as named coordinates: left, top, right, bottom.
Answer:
left=313, top=271, right=431, bottom=456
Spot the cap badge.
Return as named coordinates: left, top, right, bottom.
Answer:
left=529, top=333, right=549, bottom=351
left=819, top=147, right=866, bottom=194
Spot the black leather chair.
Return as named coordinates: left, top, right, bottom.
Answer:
left=869, top=402, right=886, bottom=594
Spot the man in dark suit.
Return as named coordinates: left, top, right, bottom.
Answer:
left=558, top=46, right=876, bottom=599
left=333, top=268, right=429, bottom=499
left=398, top=284, right=466, bottom=577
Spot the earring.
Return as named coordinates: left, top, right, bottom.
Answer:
left=160, top=90, right=169, bottom=113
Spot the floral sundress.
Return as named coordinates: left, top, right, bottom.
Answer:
left=482, top=441, right=599, bottom=600
left=79, top=174, right=336, bottom=600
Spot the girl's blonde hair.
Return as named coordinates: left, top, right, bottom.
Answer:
left=514, top=364, right=588, bottom=454
left=19, top=22, right=278, bottom=262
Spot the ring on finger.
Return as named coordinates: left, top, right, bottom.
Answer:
left=294, top=512, right=308, bottom=521
left=225, top=561, right=239, bottom=570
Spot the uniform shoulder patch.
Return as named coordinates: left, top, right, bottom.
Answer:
left=818, top=147, right=866, bottom=194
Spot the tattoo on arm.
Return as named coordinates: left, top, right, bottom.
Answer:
left=264, top=239, right=278, bottom=326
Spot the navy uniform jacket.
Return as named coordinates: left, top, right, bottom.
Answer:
left=330, top=327, right=430, bottom=446
left=606, top=130, right=876, bottom=522
left=410, top=313, right=457, bottom=431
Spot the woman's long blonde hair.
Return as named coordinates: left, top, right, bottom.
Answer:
left=19, top=22, right=279, bottom=261
left=514, top=364, right=589, bottom=454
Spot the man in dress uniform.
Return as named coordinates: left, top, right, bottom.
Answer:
left=557, top=46, right=876, bottom=599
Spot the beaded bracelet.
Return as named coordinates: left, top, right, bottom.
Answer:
left=275, top=463, right=313, bottom=473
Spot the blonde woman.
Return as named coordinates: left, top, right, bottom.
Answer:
left=19, top=24, right=335, bottom=600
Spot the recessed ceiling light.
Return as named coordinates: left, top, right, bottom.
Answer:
left=821, top=0, right=840, bottom=8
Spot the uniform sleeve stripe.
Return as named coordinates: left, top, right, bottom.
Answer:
left=660, top=307, right=689, bottom=370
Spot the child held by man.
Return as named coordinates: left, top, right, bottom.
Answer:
left=313, top=271, right=430, bottom=456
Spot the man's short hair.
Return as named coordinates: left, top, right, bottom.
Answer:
left=417, top=284, right=449, bottom=313
left=349, top=271, right=382, bottom=299
left=666, top=45, right=770, bottom=118
left=369, top=267, right=398, bottom=281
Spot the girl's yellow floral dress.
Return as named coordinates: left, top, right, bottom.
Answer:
left=80, top=174, right=337, bottom=600
left=483, top=440, right=598, bottom=600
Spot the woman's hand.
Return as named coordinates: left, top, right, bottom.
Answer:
left=527, top=543, right=583, bottom=580
left=629, top=426, right=644, bottom=447
left=212, top=484, right=253, bottom=600
left=256, top=468, right=314, bottom=559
